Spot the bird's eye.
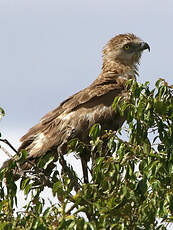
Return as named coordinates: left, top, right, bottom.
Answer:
left=124, top=44, right=130, bottom=50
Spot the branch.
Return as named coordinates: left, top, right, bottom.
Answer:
left=20, top=160, right=54, bottom=188
left=59, top=154, right=81, bottom=192
left=0, top=138, right=18, bottom=154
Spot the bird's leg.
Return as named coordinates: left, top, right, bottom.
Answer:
left=81, top=157, right=88, bottom=183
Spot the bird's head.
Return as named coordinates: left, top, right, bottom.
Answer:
left=103, top=33, right=150, bottom=66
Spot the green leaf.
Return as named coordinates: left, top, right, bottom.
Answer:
left=112, top=96, right=122, bottom=112
left=0, top=222, right=9, bottom=230
left=52, top=181, right=64, bottom=197
left=89, top=123, right=101, bottom=140
left=20, top=178, right=30, bottom=191
left=24, top=182, right=33, bottom=195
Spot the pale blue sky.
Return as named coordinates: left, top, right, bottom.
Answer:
left=0, top=0, right=173, bottom=162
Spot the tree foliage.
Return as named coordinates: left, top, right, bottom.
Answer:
left=0, top=79, right=173, bottom=229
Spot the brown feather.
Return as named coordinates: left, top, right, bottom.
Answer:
left=4, top=33, right=149, bottom=169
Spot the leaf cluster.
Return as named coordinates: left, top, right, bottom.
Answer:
left=0, top=79, right=173, bottom=229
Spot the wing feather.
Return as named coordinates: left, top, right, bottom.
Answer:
left=19, top=73, right=127, bottom=154
left=40, top=73, right=125, bottom=123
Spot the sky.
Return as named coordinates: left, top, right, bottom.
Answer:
left=0, top=0, right=173, bottom=225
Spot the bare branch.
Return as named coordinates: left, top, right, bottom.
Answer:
left=0, top=138, right=18, bottom=154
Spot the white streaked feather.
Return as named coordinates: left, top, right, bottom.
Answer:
left=30, top=133, right=48, bottom=156
left=58, top=111, right=74, bottom=121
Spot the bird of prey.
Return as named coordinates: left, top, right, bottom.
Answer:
left=3, top=33, right=150, bottom=182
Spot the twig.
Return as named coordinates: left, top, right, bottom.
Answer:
left=59, top=154, right=81, bottom=192
left=81, top=157, right=89, bottom=183
left=66, top=203, right=77, bottom=215
left=21, top=160, right=54, bottom=188
left=0, top=138, right=18, bottom=154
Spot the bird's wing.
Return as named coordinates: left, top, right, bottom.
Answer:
left=40, top=73, right=127, bottom=124
left=19, top=73, right=128, bottom=152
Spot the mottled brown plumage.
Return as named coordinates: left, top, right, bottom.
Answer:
left=3, top=33, right=150, bottom=172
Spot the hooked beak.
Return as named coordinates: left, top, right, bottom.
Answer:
left=139, top=42, right=150, bottom=52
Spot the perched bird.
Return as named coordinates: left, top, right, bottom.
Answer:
left=3, top=33, right=150, bottom=181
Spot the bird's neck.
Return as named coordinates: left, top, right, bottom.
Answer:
left=102, top=59, right=138, bottom=78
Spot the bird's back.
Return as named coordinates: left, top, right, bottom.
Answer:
left=18, top=72, right=129, bottom=159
